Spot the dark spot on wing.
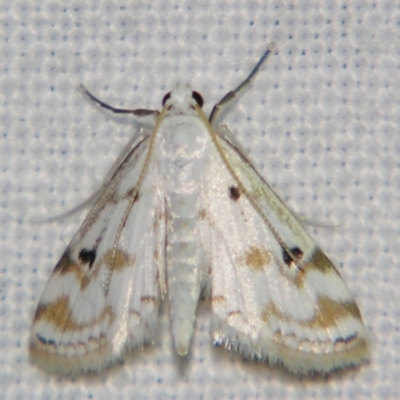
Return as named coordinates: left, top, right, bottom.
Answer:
left=282, top=247, right=303, bottom=266
left=229, top=186, right=241, bottom=201
left=79, top=248, right=97, bottom=269
left=291, top=247, right=303, bottom=259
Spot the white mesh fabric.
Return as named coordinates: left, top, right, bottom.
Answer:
left=0, top=1, right=397, bottom=399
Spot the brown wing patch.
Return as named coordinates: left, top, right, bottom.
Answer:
left=240, top=246, right=272, bottom=271
left=304, top=249, right=339, bottom=274
left=33, top=296, right=114, bottom=331
left=262, top=296, right=362, bottom=329
left=311, top=296, right=362, bottom=328
left=103, top=249, right=133, bottom=271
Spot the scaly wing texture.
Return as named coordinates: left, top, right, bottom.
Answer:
left=204, top=136, right=368, bottom=375
left=30, top=136, right=166, bottom=374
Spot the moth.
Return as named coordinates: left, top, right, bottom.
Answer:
left=30, top=44, right=369, bottom=375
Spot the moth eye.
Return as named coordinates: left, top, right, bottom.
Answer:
left=192, top=91, right=204, bottom=107
left=162, top=92, right=171, bottom=106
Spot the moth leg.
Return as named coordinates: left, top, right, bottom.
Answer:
left=209, top=43, right=274, bottom=127
left=80, top=84, right=159, bottom=117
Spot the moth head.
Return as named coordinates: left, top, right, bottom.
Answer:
left=162, top=83, right=204, bottom=112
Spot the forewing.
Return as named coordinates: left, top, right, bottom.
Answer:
left=205, top=135, right=368, bottom=375
left=30, top=135, right=166, bottom=374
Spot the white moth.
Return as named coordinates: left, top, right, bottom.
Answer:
left=30, top=44, right=369, bottom=375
